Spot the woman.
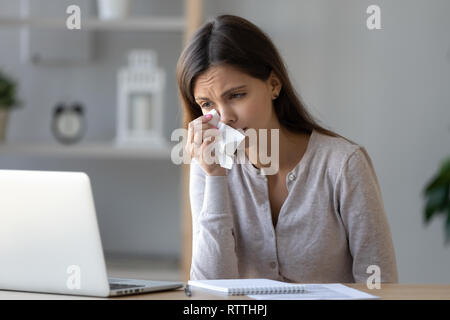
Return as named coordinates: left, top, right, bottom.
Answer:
left=177, top=15, right=398, bottom=283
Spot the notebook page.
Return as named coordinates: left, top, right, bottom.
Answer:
left=248, top=284, right=380, bottom=300
left=187, top=278, right=301, bottom=293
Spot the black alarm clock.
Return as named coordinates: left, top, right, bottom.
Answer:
left=51, top=103, right=86, bottom=144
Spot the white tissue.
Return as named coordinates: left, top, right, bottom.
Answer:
left=206, top=109, right=246, bottom=169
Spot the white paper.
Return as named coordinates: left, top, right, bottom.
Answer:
left=205, top=109, right=245, bottom=169
left=247, top=283, right=380, bottom=300
left=187, top=278, right=305, bottom=294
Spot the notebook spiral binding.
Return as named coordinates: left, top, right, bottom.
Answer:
left=229, top=285, right=306, bottom=296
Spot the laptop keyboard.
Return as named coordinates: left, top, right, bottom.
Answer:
left=109, top=283, right=145, bottom=290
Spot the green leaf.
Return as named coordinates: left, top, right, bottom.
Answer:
left=424, top=158, right=450, bottom=193
left=441, top=158, right=450, bottom=173
left=424, top=185, right=448, bottom=223
left=0, top=69, right=19, bottom=109
left=424, top=157, right=450, bottom=245
left=445, top=206, right=450, bottom=246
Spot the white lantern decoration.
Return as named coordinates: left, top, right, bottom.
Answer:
left=116, top=50, right=166, bottom=146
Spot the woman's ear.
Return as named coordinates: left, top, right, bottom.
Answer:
left=268, top=71, right=282, bottom=99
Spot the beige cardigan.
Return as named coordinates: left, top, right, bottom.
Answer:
left=189, top=129, right=398, bottom=283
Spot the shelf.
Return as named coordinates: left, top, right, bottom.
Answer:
left=0, top=16, right=185, bottom=31
left=0, top=142, right=174, bottom=160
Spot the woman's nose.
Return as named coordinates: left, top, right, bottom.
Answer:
left=216, top=108, right=237, bottom=126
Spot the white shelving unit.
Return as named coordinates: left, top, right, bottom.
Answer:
left=0, top=16, right=185, bottom=31
left=0, top=142, right=174, bottom=159
left=0, top=14, right=185, bottom=158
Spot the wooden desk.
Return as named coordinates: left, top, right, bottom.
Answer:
left=1, top=284, right=450, bottom=300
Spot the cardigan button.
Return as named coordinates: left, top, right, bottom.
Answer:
left=288, top=173, right=296, bottom=181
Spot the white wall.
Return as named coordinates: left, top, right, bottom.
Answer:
left=205, top=0, right=450, bottom=283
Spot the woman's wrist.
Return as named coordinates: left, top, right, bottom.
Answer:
left=207, top=167, right=227, bottom=176
left=203, top=172, right=230, bottom=213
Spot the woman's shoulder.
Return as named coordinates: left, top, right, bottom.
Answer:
left=314, top=129, right=361, bottom=154
left=311, top=129, right=367, bottom=173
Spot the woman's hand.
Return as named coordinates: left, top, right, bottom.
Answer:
left=186, top=114, right=227, bottom=176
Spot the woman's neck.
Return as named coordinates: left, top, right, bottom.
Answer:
left=245, top=125, right=310, bottom=173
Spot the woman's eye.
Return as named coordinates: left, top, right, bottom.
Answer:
left=231, top=93, right=246, bottom=99
left=199, top=93, right=245, bottom=109
left=201, top=102, right=212, bottom=109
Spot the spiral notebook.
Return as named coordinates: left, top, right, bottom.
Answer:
left=187, top=278, right=306, bottom=296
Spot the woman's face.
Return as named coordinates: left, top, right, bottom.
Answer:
left=193, top=64, right=281, bottom=135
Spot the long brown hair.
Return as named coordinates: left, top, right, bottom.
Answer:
left=177, top=14, right=344, bottom=140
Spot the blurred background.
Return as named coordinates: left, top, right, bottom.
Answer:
left=0, top=0, right=449, bottom=284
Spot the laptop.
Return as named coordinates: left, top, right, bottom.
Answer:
left=0, top=169, right=184, bottom=297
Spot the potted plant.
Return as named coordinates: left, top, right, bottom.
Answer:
left=423, top=157, right=450, bottom=245
left=0, top=70, right=20, bottom=142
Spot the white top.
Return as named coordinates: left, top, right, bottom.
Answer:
left=189, top=129, right=399, bottom=283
